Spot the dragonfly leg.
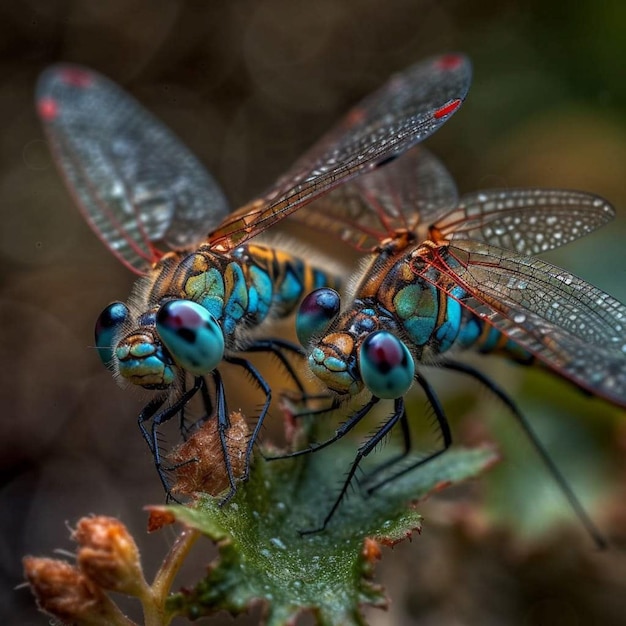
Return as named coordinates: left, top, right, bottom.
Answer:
left=440, top=358, right=607, bottom=549
left=279, top=390, right=341, bottom=425
left=299, top=397, right=405, bottom=535
left=223, top=356, right=271, bottom=483
left=138, top=394, right=168, bottom=455
left=245, top=338, right=335, bottom=406
left=360, top=403, right=412, bottom=484
left=182, top=374, right=215, bottom=437
left=363, top=372, right=452, bottom=495
left=244, top=338, right=307, bottom=394
left=178, top=376, right=189, bottom=438
left=209, top=368, right=239, bottom=506
left=138, top=378, right=204, bottom=496
left=265, top=395, right=381, bottom=461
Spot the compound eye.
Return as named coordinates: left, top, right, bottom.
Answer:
left=296, top=288, right=341, bottom=347
left=359, top=331, right=414, bottom=399
left=156, top=300, right=224, bottom=375
left=95, top=302, right=130, bottom=369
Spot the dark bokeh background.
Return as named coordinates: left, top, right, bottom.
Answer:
left=2, top=1, right=626, bottom=624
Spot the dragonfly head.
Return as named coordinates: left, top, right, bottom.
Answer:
left=296, top=288, right=361, bottom=395
left=308, top=332, right=364, bottom=396
left=298, top=289, right=415, bottom=399
left=95, top=299, right=225, bottom=390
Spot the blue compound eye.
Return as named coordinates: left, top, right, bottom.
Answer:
left=359, top=331, right=415, bottom=399
left=95, top=302, right=130, bottom=369
left=296, top=288, right=341, bottom=347
left=156, top=300, right=224, bottom=375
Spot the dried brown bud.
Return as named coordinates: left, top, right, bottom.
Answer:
left=146, top=507, right=177, bottom=533
left=23, top=556, right=130, bottom=625
left=169, top=410, right=249, bottom=496
left=73, top=516, right=146, bottom=597
left=362, top=537, right=382, bottom=562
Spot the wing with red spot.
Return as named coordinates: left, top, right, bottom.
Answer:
left=287, top=146, right=458, bottom=252
left=36, top=64, right=230, bottom=275
left=208, top=53, right=471, bottom=250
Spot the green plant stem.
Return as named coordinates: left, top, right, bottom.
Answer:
left=141, top=528, right=200, bottom=626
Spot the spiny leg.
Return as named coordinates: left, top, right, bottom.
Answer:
left=364, top=372, right=452, bottom=495
left=244, top=338, right=307, bottom=394
left=440, top=358, right=607, bottom=550
left=184, top=373, right=215, bottom=436
left=299, top=397, right=406, bottom=535
left=138, top=394, right=168, bottom=455
left=280, top=393, right=342, bottom=422
left=245, top=339, right=334, bottom=408
left=359, top=402, right=411, bottom=483
left=138, top=377, right=205, bottom=495
left=210, top=368, right=239, bottom=506
left=223, top=356, right=272, bottom=482
left=177, top=375, right=193, bottom=439
left=265, top=395, right=381, bottom=461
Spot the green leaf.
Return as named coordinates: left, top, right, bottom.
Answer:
left=165, top=443, right=497, bottom=625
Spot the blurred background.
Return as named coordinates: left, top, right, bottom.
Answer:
left=2, top=0, right=626, bottom=624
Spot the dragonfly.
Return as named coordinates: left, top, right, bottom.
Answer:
left=36, top=53, right=472, bottom=501
left=281, top=139, right=626, bottom=540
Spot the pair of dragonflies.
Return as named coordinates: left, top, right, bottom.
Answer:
left=36, top=54, right=626, bottom=540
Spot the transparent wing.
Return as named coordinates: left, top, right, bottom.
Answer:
left=36, top=64, right=230, bottom=275
left=286, top=146, right=458, bottom=252
left=208, top=53, right=471, bottom=250
left=413, top=240, right=626, bottom=407
left=431, top=189, right=614, bottom=254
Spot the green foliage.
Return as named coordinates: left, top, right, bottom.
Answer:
left=165, top=444, right=498, bottom=625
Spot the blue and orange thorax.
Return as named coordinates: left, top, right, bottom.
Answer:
left=98, top=242, right=338, bottom=390
left=307, top=236, right=532, bottom=397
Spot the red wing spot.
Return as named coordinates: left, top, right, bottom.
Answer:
left=345, top=107, right=367, bottom=126
left=435, top=55, right=463, bottom=71
left=433, top=99, right=461, bottom=119
left=37, top=97, right=58, bottom=121
left=59, top=67, right=93, bottom=88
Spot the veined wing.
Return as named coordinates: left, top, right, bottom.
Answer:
left=296, top=184, right=614, bottom=255
left=412, top=240, right=626, bottom=407
left=287, top=146, right=458, bottom=252
left=208, top=53, right=471, bottom=250
left=36, top=64, right=230, bottom=275
left=430, top=189, right=614, bottom=254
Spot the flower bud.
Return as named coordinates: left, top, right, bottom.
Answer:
left=73, top=516, right=147, bottom=597
left=23, top=556, right=129, bottom=625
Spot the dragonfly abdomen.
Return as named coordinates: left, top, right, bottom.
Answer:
left=457, top=314, right=535, bottom=364
left=236, top=244, right=340, bottom=320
